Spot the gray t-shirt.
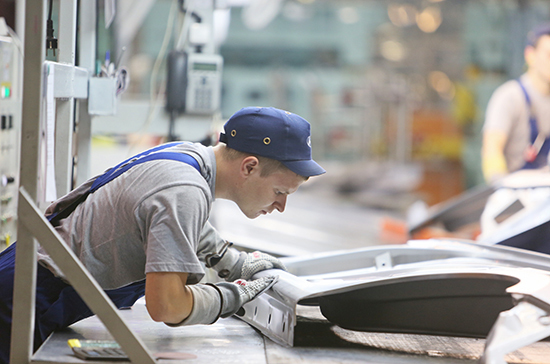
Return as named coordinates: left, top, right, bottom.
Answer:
left=38, top=142, right=219, bottom=289
left=483, top=73, right=550, bottom=173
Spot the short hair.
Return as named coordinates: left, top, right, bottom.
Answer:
left=527, top=23, right=550, bottom=48
left=222, top=145, right=308, bottom=180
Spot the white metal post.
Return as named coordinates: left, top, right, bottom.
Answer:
left=10, top=0, right=46, bottom=362
left=55, top=0, right=78, bottom=196
left=75, top=0, right=96, bottom=186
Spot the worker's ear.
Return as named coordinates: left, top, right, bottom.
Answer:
left=241, top=156, right=259, bottom=177
left=525, top=45, right=536, bottom=66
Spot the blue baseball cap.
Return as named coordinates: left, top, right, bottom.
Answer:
left=219, top=107, right=326, bottom=177
left=527, top=23, right=550, bottom=46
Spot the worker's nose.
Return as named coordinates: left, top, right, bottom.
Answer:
left=273, top=195, right=287, bottom=213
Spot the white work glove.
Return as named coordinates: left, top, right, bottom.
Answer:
left=217, top=275, right=278, bottom=317
left=213, top=249, right=287, bottom=282
left=196, top=223, right=286, bottom=281
left=167, top=276, right=278, bottom=326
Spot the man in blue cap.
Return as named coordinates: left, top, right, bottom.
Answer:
left=0, top=106, right=325, bottom=363
left=482, top=23, right=550, bottom=183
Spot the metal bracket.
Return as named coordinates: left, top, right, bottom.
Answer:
left=480, top=272, right=550, bottom=364
left=480, top=300, right=550, bottom=364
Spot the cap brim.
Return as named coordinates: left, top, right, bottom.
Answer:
left=281, top=159, right=326, bottom=177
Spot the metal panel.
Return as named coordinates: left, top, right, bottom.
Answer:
left=238, top=240, right=550, bottom=351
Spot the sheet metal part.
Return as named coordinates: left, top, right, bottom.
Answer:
left=237, top=239, right=550, bottom=364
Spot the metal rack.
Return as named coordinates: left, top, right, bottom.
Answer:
left=10, top=1, right=155, bottom=363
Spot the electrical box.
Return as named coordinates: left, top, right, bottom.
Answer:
left=0, top=35, right=22, bottom=251
left=165, top=51, right=223, bottom=116
left=88, top=76, right=118, bottom=116
left=185, top=53, right=223, bottom=115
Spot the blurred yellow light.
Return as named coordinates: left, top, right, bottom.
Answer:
left=416, top=6, right=441, bottom=33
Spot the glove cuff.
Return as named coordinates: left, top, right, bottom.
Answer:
left=215, top=281, right=242, bottom=318
left=165, top=284, right=222, bottom=327
left=213, top=248, right=246, bottom=281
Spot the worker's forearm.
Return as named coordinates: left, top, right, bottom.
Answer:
left=482, top=130, right=508, bottom=183
left=146, top=285, right=194, bottom=324
left=166, top=284, right=222, bottom=326
left=482, top=153, right=508, bottom=183
left=145, top=272, right=193, bottom=324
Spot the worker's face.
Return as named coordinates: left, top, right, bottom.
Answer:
left=526, top=35, right=550, bottom=83
left=237, top=163, right=305, bottom=219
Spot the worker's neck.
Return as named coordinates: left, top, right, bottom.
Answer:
left=527, top=70, right=550, bottom=95
left=213, top=145, right=238, bottom=201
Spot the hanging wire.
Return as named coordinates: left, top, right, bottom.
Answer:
left=125, top=0, right=179, bottom=155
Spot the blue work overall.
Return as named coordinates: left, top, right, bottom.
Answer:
left=518, top=80, right=550, bottom=170
left=495, top=81, right=550, bottom=254
left=0, top=142, right=200, bottom=364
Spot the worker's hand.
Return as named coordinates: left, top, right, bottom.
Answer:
left=216, top=250, right=287, bottom=282
left=216, top=275, right=278, bottom=318
left=239, top=251, right=287, bottom=280
left=164, top=276, right=277, bottom=327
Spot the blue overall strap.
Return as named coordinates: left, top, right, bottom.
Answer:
left=517, top=80, right=538, bottom=144
left=517, top=79, right=550, bottom=169
left=48, top=143, right=200, bottom=225
left=90, top=142, right=199, bottom=191
left=90, top=150, right=200, bottom=192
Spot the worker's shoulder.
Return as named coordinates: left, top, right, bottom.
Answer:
left=492, top=78, right=523, bottom=97
left=487, top=79, right=524, bottom=107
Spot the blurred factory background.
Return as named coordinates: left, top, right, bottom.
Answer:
left=87, top=1, right=545, bottom=202
left=1, top=0, right=549, bottom=248
left=88, top=0, right=547, bottom=201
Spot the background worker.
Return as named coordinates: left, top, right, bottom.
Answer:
left=482, top=23, right=550, bottom=184
left=0, top=106, right=326, bottom=364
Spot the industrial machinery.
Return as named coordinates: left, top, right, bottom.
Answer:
left=408, top=168, right=550, bottom=256
left=0, top=19, right=22, bottom=251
